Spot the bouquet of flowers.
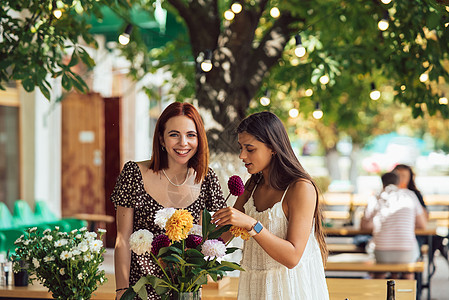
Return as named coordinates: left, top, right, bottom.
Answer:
left=121, top=208, right=245, bottom=300
left=12, top=226, right=107, bottom=300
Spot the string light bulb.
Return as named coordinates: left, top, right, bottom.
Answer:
left=369, top=82, right=381, bottom=100
left=294, top=34, right=306, bottom=58
left=118, top=24, right=133, bottom=45
left=224, top=10, right=235, bottom=20
left=305, top=89, right=313, bottom=96
left=319, top=75, right=330, bottom=85
left=289, top=108, right=299, bottom=118
left=378, top=11, right=389, bottom=31
left=312, top=102, right=323, bottom=119
left=231, top=2, right=242, bottom=14
left=260, top=90, right=271, bottom=106
left=381, top=0, right=392, bottom=4
left=53, top=9, right=63, bottom=19
left=439, top=95, right=448, bottom=105
left=270, top=7, right=280, bottom=18
left=419, top=73, right=428, bottom=82
left=200, top=50, right=213, bottom=72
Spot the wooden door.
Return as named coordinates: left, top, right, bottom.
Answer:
left=61, top=93, right=105, bottom=217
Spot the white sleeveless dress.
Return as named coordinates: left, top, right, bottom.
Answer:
left=238, top=186, right=330, bottom=300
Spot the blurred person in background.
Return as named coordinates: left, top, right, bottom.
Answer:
left=361, top=172, right=427, bottom=279
left=393, top=164, right=449, bottom=261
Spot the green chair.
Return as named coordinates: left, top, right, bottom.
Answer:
left=12, top=200, right=37, bottom=227
left=0, top=228, right=26, bottom=256
left=34, top=201, right=87, bottom=232
left=0, top=202, right=15, bottom=229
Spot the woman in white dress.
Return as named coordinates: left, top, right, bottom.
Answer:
left=213, top=111, right=329, bottom=299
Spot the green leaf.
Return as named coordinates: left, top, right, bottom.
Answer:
left=22, top=77, right=35, bottom=92
left=220, top=261, right=245, bottom=271
left=168, top=245, right=183, bottom=255
left=185, top=249, right=203, bottom=258
left=38, top=83, right=51, bottom=100
left=78, top=47, right=96, bottom=68
left=225, top=247, right=239, bottom=255
left=208, top=225, right=231, bottom=240
left=68, top=52, right=79, bottom=67
left=119, top=288, right=137, bottom=300
left=148, top=276, right=170, bottom=295
left=202, top=209, right=211, bottom=239
left=61, top=73, right=72, bottom=91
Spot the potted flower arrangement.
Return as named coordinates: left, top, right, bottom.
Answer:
left=121, top=175, right=248, bottom=300
left=12, top=226, right=107, bottom=299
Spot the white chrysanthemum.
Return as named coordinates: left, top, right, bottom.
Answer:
left=154, top=207, right=176, bottom=229
left=75, top=234, right=82, bottom=239
left=72, top=249, right=81, bottom=256
left=83, top=253, right=93, bottom=262
left=60, top=268, right=65, bottom=275
left=45, top=235, right=53, bottom=241
left=188, top=224, right=203, bottom=236
left=89, top=239, right=103, bottom=253
left=58, top=232, right=67, bottom=236
left=54, top=239, right=68, bottom=247
left=78, top=243, right=89, bottom=253
left=78, top=273, right=83, bottom=280
left=85, top=232, right=97, bottom=240
left=201, top=239, right=227, bottom=258
left=44, top=256, right=55, bottom=263
left=71, top=229, right=78, bottom=234
left=14, top=237, right=22, bottom=244
left=23, top=240, right=30, bottom=246
left=29, top=227, right=37, bottom=232
left=79, top=227, right=87, bottom=231
left=54, top=226, right=60, bottom=230
left=129, top=229, right=154, bottom=255
left=43, top=229, right=51, bottom=235
left=98, top=228, right=106, bottom=233
left=32, top=257, right=40, bottom=268
left=60, top=251, right=72, bottom=260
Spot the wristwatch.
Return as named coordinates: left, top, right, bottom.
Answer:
left=248, top=221, right=263, bottom=236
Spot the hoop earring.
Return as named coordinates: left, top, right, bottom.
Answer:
left=161, top=145, right=166, bottom=151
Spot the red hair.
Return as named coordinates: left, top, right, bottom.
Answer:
left=149, top=102, right=209, bottom=183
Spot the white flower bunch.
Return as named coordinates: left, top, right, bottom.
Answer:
left=13, top=226, right=107, bottom=300
left=201, top=239, right=227, bottom=258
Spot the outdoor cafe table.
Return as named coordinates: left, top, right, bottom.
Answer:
left=0, top=274, right=416, bottom=300
left=324, top=226, right=443, bottom=300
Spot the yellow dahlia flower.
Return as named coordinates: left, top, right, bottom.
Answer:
left=230, top=226, right=251, bottom=241
left=165, top=209, right=194, bottom=242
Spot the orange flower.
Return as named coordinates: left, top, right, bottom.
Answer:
left=165, top=209, right=194, bottom=242
left=230, top=226, right=251, bottom=241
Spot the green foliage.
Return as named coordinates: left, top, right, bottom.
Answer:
left=0, top=0, right=130, bottom=99
left=12, top=226, right=107, bottom=300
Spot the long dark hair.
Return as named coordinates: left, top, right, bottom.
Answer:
left=237, top=111, right=328, bottom=263
left=149, top=102, right=209, bottom=183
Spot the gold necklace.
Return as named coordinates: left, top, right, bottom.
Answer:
left=162, top=169, right=190, bottom=187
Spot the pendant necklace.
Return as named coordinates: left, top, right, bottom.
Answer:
left=162, top=169, right=190, bottom=187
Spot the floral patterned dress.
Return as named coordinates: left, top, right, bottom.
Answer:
left=111, top=161, right=226, bottom=299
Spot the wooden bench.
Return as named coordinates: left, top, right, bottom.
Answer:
left=325, top=253, right=425, bottom=273
left=325, top=253, right=425, bottom=300
left=328, top=243, right=366, bottom=254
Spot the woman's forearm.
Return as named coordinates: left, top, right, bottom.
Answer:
left=114, top=237, right=131, bottom=290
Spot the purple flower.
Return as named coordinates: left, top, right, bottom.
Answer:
left=186, top=235, right=202, bottom=249
left=151, top=234, right=170, bottom=256
left=228, top=175, right=244, bottom=197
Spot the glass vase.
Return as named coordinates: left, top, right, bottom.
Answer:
left=171, top=289, right=201, bottom=300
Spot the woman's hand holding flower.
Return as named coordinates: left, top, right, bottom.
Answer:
left=212, top=206, right=256, bottom=231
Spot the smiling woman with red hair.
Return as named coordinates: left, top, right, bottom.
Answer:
left=111, top=102, right=226, bottom=299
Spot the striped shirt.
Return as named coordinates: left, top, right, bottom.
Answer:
left=364, top=185, right=424, bottom=251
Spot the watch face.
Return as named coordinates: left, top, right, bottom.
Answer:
left=254, top=222, right=263, bottom=233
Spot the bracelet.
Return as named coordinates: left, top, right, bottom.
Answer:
left=116, top=287, right=128, bottom=292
